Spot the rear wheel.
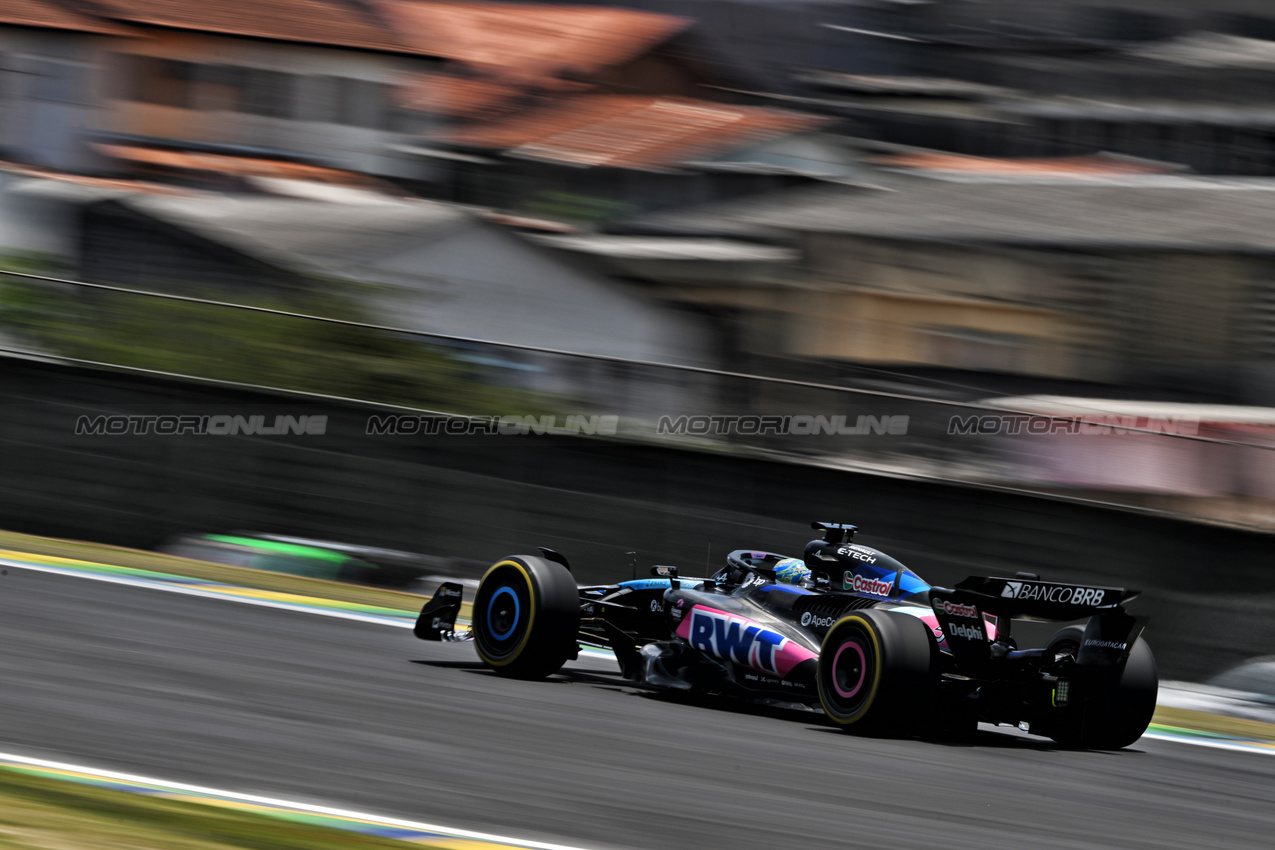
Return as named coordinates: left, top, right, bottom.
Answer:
left=1045, top=625, right=1158, bottom=749
left=472, top=556, right=580, bottom=679
left=817, top=609, right=938, bottom=735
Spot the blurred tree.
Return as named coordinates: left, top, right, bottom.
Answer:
left=0, top=258, right=558, bottom=415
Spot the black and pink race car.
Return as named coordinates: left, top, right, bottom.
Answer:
left=414, top=522, right=1158, bottom=749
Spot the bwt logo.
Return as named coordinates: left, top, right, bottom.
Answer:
left=688, top=608, right=789, bottom=675
left=1002, top=582, right=1106, bottom=606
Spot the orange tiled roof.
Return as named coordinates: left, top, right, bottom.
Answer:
left=375, top=1, right=691, bottom=79
left=439, top=95, right=827, bottom=171
left=397, top=74, right=526, bottom=119
left=93, top=144, right=398, bottom=190
left=0, top=160, right=190, bottom=194
left=89, top=0, right=414, bottom=53
left=395, top=72, right=590, bottom=118
left=0, top=0, right=134, bottom=34
left=875, top=151, right=1180, bottom=176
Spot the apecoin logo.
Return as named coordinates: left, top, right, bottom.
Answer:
left=800, top=611, right=837, bottom=629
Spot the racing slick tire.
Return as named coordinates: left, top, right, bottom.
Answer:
left=817, top=609, right=938, bottom=736
left=472, top=555, right=580, bottom=680
left=1043, top=625, right=1158, bottom=750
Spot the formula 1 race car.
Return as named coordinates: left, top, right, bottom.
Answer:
left=414, top=522, right=1158, bottom=749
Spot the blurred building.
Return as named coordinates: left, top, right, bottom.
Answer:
left=384, top=1, right=849, bottom=214
left=76, top=189, right=718, bottom=375
left=0, top=0, right=132, bottom=171
left=561, top=0, right=1275, bottom=178
left=10, top=0, right=1275, bottom=399
left=598, top=165, right=1275, bottom=395
left=813, top=2, right=1275, bottom=177
left=0, top=0, right=451, bottom=179
left=88, top=0, right=445, bottom=181
left=978, top=395, right=1275, bottom=500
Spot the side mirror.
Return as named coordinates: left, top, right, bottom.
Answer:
left=651, top=564, right=680, bottom=589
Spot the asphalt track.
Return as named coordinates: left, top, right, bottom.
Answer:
left=3, top=569, right=1273, bottom=850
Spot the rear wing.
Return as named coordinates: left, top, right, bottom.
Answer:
left=951, top=576, right=1138, bottom=621
left=930, top=576, right=1146, bottom=676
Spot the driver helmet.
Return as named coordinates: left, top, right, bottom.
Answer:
left=774, top=558, right=812, bottom=588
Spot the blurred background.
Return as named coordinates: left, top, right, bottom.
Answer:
left=3, top=0, right=1275, bottom=683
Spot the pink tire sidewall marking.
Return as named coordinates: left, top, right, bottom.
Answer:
left=832, top=640, right=867, bottom=699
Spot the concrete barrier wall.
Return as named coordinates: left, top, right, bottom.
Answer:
left=1, top=356, right=1272, bottom=679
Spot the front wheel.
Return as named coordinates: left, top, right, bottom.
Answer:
left=472, top=556, right=580, bottom=679
left=817, top=609, right=938, bottom=736
left=1044, top=625, right=1158, bottom=749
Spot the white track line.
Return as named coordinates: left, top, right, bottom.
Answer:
left=0, top=751, right=597, bottom=850
left=1140, top=731, right=1275, bottom=756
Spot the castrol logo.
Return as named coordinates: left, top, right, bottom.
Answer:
left=932, top=597, right=979, bottom=619
left=845, top=572, right=892, bottom=597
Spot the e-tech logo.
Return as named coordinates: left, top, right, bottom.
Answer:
left=837, top=546, right=877, bottom=564
left=844, top=572, right=892, bottom=597
left=800, top=611, right=838, bottom=629
left=932, top=597, right=979, bottom=619
left=687, top=608, right=790, bottom=675
left=947, top=622, right=986, bottom=641
left=1001, top=582, right=1106, bottom=606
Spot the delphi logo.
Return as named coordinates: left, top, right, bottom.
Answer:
left=947, top=622, right=985, bottom=641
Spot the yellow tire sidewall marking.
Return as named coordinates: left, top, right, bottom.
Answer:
left=475, top=559, right=538, bottom=668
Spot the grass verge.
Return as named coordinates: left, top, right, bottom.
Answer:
left=1152, top=705, right=1275, bottom=743
left=0, top=528, right=430, bottom=615
left=0, top=767, right=439, bottom=850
